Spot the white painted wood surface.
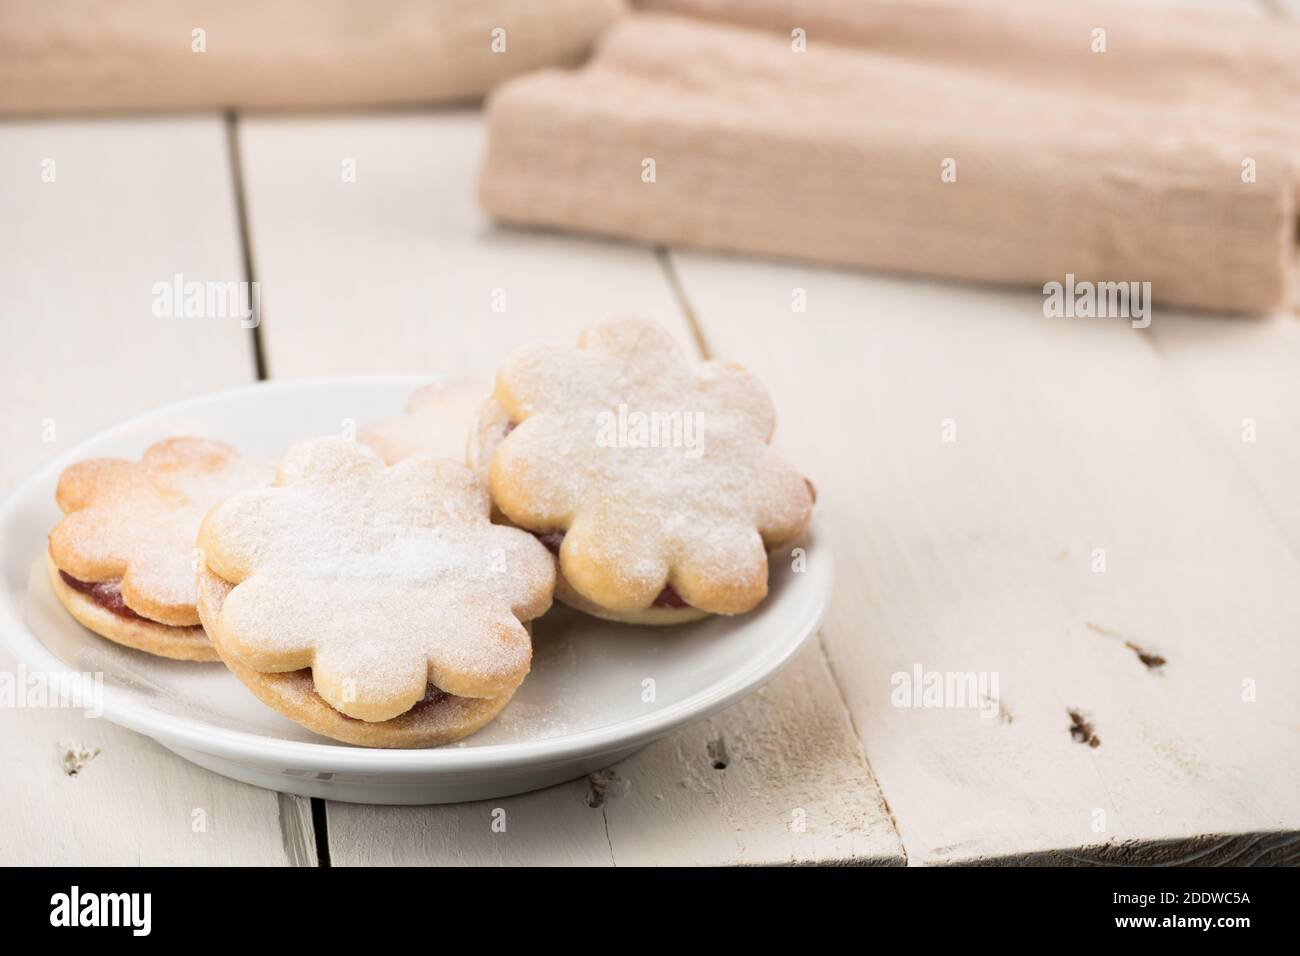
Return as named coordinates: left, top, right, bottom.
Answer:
left=666, top=251, right=1300, bottom=865
left=235, top=112, right=903, bottom=866
left=1149, top=315, right=1300, bottom=552
left=0, top=118, right=314, bottom=865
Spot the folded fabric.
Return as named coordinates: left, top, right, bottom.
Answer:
left=0, top=0, right=624, bottom=114
left=641, top=0, right=1300, bottom=191
left=481, top=13, right=1298, bottom=314
left=641, top=2, right=1300, bottom=122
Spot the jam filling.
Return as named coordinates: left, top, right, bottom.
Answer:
left=59, top=571, right=145, bottom=622
left=418, top=684, right=450, bottom=707
left=61, top=571, right=458, bottom=718
left=534, top=531, right=690, bottom=609
left=314, top=674, right=450, bottom=722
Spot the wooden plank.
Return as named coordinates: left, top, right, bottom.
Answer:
left=665, top=249, right=1300, bottom=865
left=0, top=117, right=314, bottom=865
left=327, top=648, right=899, bottom=866
left=600, top=645, right=900, bottom=866
left=1148, top=314, right=1300, bottom=555
left=327, top=779, right=613, bottom=866
left=236, top=110, right=903, bottom=865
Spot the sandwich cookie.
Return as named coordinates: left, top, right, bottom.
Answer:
left=47, top=438, right=270, bottom=661
left=195, top=437, right=555, bottom=747
left=478, top=317, right=814, bottom=625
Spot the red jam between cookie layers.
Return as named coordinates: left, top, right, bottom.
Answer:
left=305, top=673, right=451, bottom=722
left=63, top=571, right=459, bottom=720
left=58, top=571, right=146, bottom=621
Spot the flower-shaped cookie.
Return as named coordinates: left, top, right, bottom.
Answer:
left=487, top=317, right=814, bottom=623
left=47, top=437, right=270, bottom=660
left=196, top=438, right=555, bottom=734
left=359, top=379, right=488, bottom=465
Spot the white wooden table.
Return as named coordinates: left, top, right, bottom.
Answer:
left=3, top=1, right=1298, bottom=867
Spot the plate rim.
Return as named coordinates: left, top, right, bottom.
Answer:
left=0, top=375, right=833, bottom=775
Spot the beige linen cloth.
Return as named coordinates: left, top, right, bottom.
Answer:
left=642, top=0, right=1300, bottom=137
left=0, top=0, right=623, bottom=114
left=481, top=7, right=1300, bottom=314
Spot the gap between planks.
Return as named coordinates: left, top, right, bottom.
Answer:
left=224, top=113, right=270, bottom=380
left=224, top=111, right=328, bottom=866
left=655, top=245, right=910, bottom=864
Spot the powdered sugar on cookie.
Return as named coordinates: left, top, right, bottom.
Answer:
left=489, top=317, right=814, bottom=616
left=197, top=438, right=555, bottom=723
left=49, top=438, right=271, bottom=626
left=359, top=379, right=488, bottom=465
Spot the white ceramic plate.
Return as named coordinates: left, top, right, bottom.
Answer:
left=0, top=377, right=832, bottom=804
